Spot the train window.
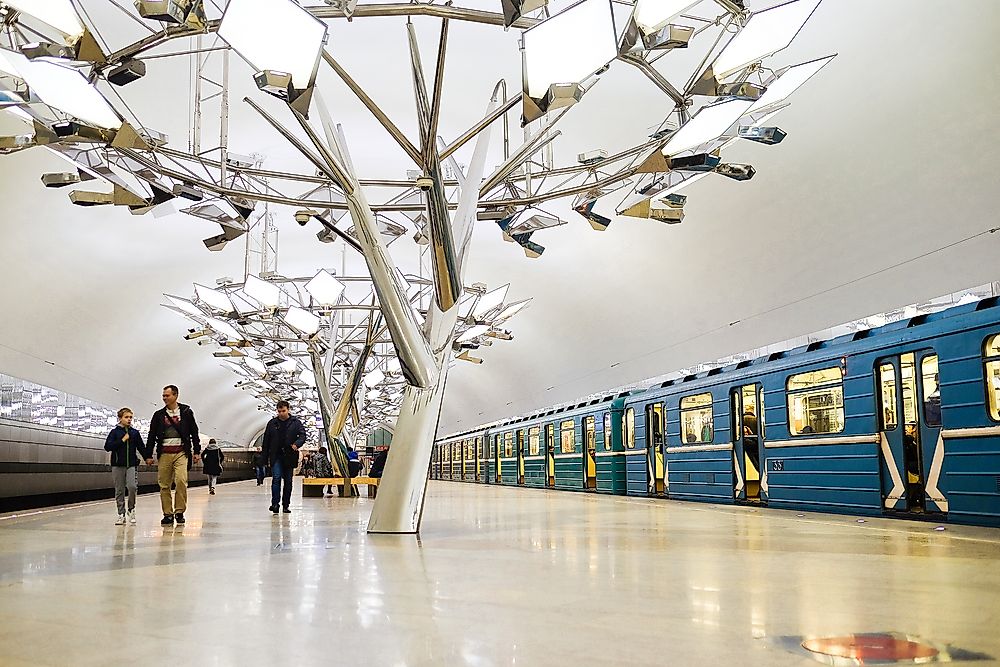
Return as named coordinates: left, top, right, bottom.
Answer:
left=504, top=432, right=514, bottom=458
left=985, top=334, right=1000, bottom=421
left=921, top=355, right=941, bottom=426
left=877, top=363, right=898, bottom=430
left=604, top=412, right=612, bottom=450
left=787, top=367, right=845, bottom=435
left=477, top=437, right=483, bottom=460
left=528, top=426, right=540, bottom=455
left=680, top=393, right=713, bottom=444
left=624, top=408, right=635, bottom=449
left=545, top=423, right=555, bottom=452
left=516, top=429, right=525, bottom=456
left=490, top=435, right=497, bottom=458
left=560, top=419, right=576, bottom=453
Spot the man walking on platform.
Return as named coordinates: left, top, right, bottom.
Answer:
left=148, top=385, right=201, bottom=526
left=262, top=400, right=306, bottom=514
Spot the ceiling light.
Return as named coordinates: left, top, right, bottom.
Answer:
left=299, top=369, right=316, bottom=387
left=502, top=0, right=547, bottom=28
left=107, top=59, right=146, bottom=87
left=457, top=325, right=490, bottom=343
left=164, top=294, right=204, bottom=317
left=472, top=285, right=509, bottom=319
left=738, top=125, right=786, bottom=145
left=244, top=274, right=281, bottom=308
left=363, top=369, right=385, bottom=388
left=522, top=0, right=617, bottom=123
left=284, top=306, right=320, bottom=336
left=218, top=0, right=328, bottom=109
left=0, top=49, right=120, bottom=130
left=245, top=357, right=267, bottom=376
left=4, top=1, right=85, bottom=41
left=573, top=200, right=612, bottom=231
left=304, top=269, right=345, bottom=305
left=747, top=54, right=836, bottom=113
left=711, top=0, right=822, bottom=79
left=207, top=316, right=242, bottom=341
left=632, top=0, right=699, bottom=35
left=194, top=283, right=234, bottom=313
left=714, top=163, right=755, bottom=181
left=662, top=99, right=753, bottom=156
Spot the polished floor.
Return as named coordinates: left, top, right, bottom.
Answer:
left=1, top=481, right=999, bottom=666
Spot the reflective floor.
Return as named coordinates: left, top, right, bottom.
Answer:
left=1, top=481, right=999, bottom=666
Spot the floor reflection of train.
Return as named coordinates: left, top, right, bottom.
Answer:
left=434, top=297, right=1000, bottom=527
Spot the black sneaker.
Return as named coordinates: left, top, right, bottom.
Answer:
left=174, top=513, right=186, bottom=524
left=282, top=507, right=291, bottom=514
left=161, top=514, right=174, bottom=526
left=269, top=505, right=279, bottom=514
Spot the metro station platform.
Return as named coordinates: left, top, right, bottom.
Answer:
left=1, top=481, right=998, bottom=666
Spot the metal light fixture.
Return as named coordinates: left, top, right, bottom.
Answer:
left=521, top=0, right=617, bottom=124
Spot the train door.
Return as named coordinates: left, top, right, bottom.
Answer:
left=494, top=434, right=502, bottom=483
left=517, top=429, right=526, bottom=485
left=645, top=403, right=665, bottom=495
left=584, top=416, right=597, bottom=490
left=731, top=384, right=763, bottom=503
left=876, top=351, right=944, bottom=515
left=475, top=437, right=483, bottom=482
left=545, top=423, right=555, bottom=487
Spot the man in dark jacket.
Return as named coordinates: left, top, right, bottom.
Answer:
left=105, top=407, right=153, bottom=525
left=262, top=400, right=306, bottom=514
left=147, top=385, right=201, bottom=526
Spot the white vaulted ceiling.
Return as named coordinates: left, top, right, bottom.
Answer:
left=1, top=0, right=998, bottom=444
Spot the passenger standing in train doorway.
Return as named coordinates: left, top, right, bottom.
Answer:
left=202, top=439, right=224, bottom=495
left=104, top=408, right=153, bottom=526
left=148, top=385, right=201, bottom=526
left=261, top=400, right=306, bottom=515
left=742, top=404, right=761, bottom=472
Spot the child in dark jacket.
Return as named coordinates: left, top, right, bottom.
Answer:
left=104, top=407, right=152, bottom=525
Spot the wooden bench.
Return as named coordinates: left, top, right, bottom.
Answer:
left=302, top=476, right=380, bottom=498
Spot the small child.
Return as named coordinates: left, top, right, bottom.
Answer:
left=104, top=408, right=152, bottom=525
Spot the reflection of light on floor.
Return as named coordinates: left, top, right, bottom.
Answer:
left=751, top=604, right=766, bottom=640
left=802, top=634, right=938, bottom=661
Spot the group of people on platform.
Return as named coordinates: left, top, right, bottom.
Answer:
left=105, top=386, right=388, bottom=526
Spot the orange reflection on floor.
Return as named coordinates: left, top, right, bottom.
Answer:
left=802, top=634, right=940, bottom=663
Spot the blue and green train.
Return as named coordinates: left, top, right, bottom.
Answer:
left=433, top=296, right=1000, bottom=527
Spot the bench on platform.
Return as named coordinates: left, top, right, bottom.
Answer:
left=302, top=476, right=380, bottom=498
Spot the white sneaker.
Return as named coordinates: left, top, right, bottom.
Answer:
left=127, top=510, right=136, bottom=525
left=115, top=514, right=126, bottom=526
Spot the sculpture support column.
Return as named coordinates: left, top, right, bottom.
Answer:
left=367, top=100, right=496, bottom=533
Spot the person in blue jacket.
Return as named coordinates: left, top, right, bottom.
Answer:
left=105, top=407, right=153, bottom=526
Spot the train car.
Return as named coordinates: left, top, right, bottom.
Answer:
left=481, top=394, right=632, bottom=494
left=436, top=297, right=1000, bottom=527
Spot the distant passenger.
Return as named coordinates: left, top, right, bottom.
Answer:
left=924, top=375, right=942, bottom=426
left=347, top=446, right=363, bottom=478
left=700, top=422, right=713, bottom=442
left=300, top=452, right=316, bottom=478
left=903, top=423, right=924, bottom=510
left=104, top=407, right=152, bottom=526
left=262, top=400, right=306, bottom=515
left=253, top=447, right=266, bottom=486
left=369, top=448, right=389, bottom=478
left=313, top=446, right=335, bottom=495
left=742, top=405, right=760, bottom=472
left=800, top=425, right=815, bottom=434
left=202, top=439, right=225, bottom=495
left=148, top=385, right=201, bottom=527
left=742, top=405, right=759, bottom=436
